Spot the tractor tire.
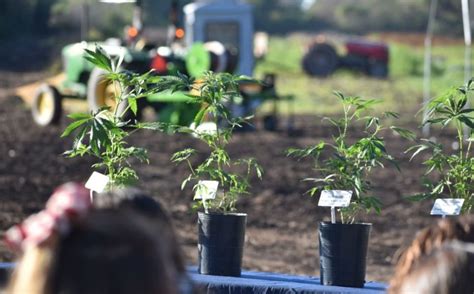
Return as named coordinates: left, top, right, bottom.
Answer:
left=87, top=67, right=141, bottom=121
left=368, top=60, right=388, bottom=78
left=31, top=84, right=62, bottom=126
left=302, top=43, right=338, bottom=77
left=185, top=43, right=211, bottom=78
left=205, top=41, right=228, bottom=73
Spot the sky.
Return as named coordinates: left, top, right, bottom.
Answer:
left=301, top=0, right=316, bottom=11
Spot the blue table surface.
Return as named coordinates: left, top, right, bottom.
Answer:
left=0, top=263, right=386, bottom=293
left=188, top=266, right=387, bottom=294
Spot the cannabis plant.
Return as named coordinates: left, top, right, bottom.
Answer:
left=407, top=80, right=474, bottom=213
left=171, top=72, right=263, bottom=213
left=61, top=46, right=181, bottom=188
left=288, top=92, right=410, bottom=223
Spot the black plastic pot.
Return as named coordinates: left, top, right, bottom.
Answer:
left=319, top=222, right=372, bottom=288
left=197, top=212, right=247, bottom=277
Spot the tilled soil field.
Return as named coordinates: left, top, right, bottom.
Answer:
left=0, top=91, right=444, bottom=283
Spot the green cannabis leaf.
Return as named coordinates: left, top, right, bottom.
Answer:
left=407, top=79, right=474, bottom=213
left=171, top=72, right=263, bottom=213
left=287, top=92, right=406, bottom=223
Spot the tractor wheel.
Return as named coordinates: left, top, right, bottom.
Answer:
left=185, top=41, right=236, bottom=76
left=302, top=43, right=338, bottom=77
left=31, top=84, right=62, bottom=126
left=87, top=67, right=142, bottom=121
left=205, top=41, right=228, bottom=73
left=185, top=43, right=211, bottom=78
left=368, top=60, right=388, bottom=78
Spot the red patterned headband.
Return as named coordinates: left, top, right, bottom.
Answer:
left=4, top=182, right=91, bottom=252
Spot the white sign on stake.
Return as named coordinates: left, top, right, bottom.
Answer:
left=430, top=198, right=464, bottom=217
left=319, top=190, right=353, bottom=224
left=85, top=172, right=110, bottom=193
left=190, top=122, right=217, bottom=138
left=319, top=190, right=353, bottom=207
left=194, top=180, right=219, bottom=200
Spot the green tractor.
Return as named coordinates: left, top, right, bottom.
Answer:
left=31, top=0, right=284, bottom=131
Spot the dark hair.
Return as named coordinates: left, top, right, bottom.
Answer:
left=96, top=188, right=186, bottom=274
left=48, top=209, right=178, bottom=294
left=96, top=187, right=172, bottom=224
left=389, top=216, right=474, bottom=293
left=397, top=241, right=474, bottom=294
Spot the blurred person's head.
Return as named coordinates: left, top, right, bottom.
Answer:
left=389, top=216, right=474, bottom=293
left=95, top=187, right=172, bottom=224
left=96, top=187, right=186, bottom=274
left=397, top=241, right=474, bottom=294
left=5, top=183, right=178, bottom=294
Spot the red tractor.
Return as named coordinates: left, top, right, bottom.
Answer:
left=302, top=37, right=389, bottom=78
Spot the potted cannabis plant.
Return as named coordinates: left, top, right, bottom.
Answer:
left=62, top=46, right=171, bottom=189
left=171, top=72, right=263, bottom=277
left=288, top=92, right=411, bottom=287
left=407, top=79, right=474, bottom=213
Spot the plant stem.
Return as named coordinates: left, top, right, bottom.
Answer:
left=342, top=104, right=349, bottom=141
left=113, top=78, right=121, bottom=119
left=457, top=120, right=464, bottom=161
left=466, top=139, right=472, bottom=158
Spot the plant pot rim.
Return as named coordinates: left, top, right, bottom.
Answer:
left=198, top=211, right=247, bottom=217
left=319, top=221, right=372, bottom=227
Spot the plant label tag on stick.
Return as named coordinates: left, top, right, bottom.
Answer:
left=191, top=122, right=217, bottom=138
left=318, top=190, right=352, bottom=207
left=194, top=181, right=219, bottom=200
left=85, top=172, right=110, bottom=193
left=430, top=198, right=464, bottom=217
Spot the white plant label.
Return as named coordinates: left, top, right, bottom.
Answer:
left=430, top=198, right=464, bottom=216
left=191, top=122, right=217, bottom=137
left=318, top=190, right=353, bottom=207
left=85, top=172, right=110, bottom=193
left=194, top=180, right=219, bottom=200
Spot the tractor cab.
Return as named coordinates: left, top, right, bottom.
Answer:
left=183, top=0, right=254, bottom=76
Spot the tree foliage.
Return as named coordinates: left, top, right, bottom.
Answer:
left=250, top=0, right=466, bottom=35
left=1, top=0, right=468, bottom=39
